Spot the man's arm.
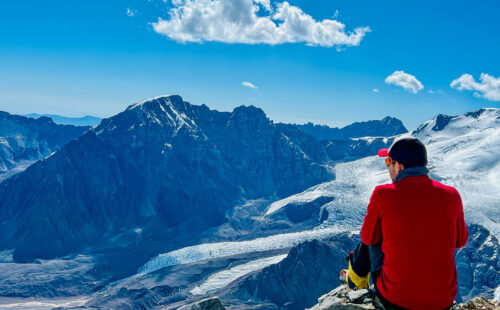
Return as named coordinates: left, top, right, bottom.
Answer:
left=454, top=189, right=468, bottom=248
left=361, top=187, right=383, bottom=245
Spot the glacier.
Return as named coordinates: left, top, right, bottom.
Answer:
left=138, top=227, right=348, bottom=275
left=189, top=254, right=287, bottom=295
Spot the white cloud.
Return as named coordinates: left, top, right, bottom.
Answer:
left=152, top=0, right=370, bottom=48
left=242, top=81, right=258, bottom=89
left=254, top=0, right=272, bottom=11
left=127, top=8, right=137, bottom=17
left=450, top=73, right=500, bottom=101
left=427, top=89, right=435, bottom=94
left=385, top=71, right=424, bottom=94
left=372, top=88, right=379, bottom=93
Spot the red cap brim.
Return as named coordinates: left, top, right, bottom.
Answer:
left=377, top=148, right=389, bottom=157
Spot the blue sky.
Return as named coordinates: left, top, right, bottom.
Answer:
left=0, top=0, right=498, bottom=129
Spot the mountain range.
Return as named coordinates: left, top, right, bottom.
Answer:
left=0, top=96, right=498, bottom=309
left=294, top=116, right=407, bottom=140
left=0, top=95, right=334, bottom=262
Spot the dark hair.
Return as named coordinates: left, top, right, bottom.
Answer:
left=389, top=137, right=427, bottom=168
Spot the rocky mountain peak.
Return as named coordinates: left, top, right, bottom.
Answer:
left=95, top=95, right=200, bottom=137
left=432, top=114, right=454, bottom=131
left=231, top=105, right=268, bottom=119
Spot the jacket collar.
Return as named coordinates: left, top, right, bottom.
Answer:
left=395, top=166, right=429, bottom=183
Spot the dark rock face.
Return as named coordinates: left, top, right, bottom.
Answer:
left=432, top=114, right=454, bottom=131
left=0, top=96, right=333, bottom=262
left=183, top=297, right=227, bottom=310
left=266, top=196, right=333, bottom=225
left=232, top=234, right=359, bottom=310
left=0, top=111, right=89, bottom=180
left=455, top=224, right=500, bottom=302
left=464, top=108, right=488, bottom=119
left=294, top=116, right=407, bottom=141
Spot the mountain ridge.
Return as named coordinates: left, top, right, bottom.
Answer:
left=0, top=111, right=90, bottom=182
left=0, top=95, right=334, bottom=262
left=293, top=116, right=408, bottom=141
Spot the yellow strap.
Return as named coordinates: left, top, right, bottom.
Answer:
left=348, top=261, right=370, bottom=289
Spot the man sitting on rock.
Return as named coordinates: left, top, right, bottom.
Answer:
left=342, top=136, right=469, bottom=310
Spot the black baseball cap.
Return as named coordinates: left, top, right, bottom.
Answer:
left=378, top=137, right=428, bottom=168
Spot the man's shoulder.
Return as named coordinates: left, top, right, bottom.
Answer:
left=374, top=183, right=396, bottom=191
left=372, top=183, right=397, bottom=198
left=429, top=178, right=460, bottom=195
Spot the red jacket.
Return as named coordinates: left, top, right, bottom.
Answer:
left=361, top=175, right=468, bottom=310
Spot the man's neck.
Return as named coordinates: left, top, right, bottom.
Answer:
left=394, top=166, right=429, bottom=183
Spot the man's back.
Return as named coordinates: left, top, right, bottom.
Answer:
left=361, top=175, right=468, bottom=309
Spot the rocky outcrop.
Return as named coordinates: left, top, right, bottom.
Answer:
left=264, top=196, right=332, bottom=227
left=307, top=285, right=497, bottom=310
left=455, top=224, right=500, bottom=302
left=307, top=286, right=375, bottom=310
left=179, top=297, right=227, bottom=310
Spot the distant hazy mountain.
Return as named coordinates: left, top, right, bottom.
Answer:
left=26, top=113, right=101, bottom=126
left=0, top=111, right=90, bottom=182
left=0, top=95, right=333, bottom=262
left=294, top=116, right=407, bottom=141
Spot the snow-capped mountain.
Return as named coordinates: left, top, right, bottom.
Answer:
left=0, top=95, right=333, bottom=262
left=0, top=111, right=89, bottom=182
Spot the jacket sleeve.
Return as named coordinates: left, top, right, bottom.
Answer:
left=454, top=189, right=468, bottom=248
left=361, top=187, right=383, bottom=245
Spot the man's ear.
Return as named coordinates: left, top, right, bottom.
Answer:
left=398, top=162, right=405, bottom=171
